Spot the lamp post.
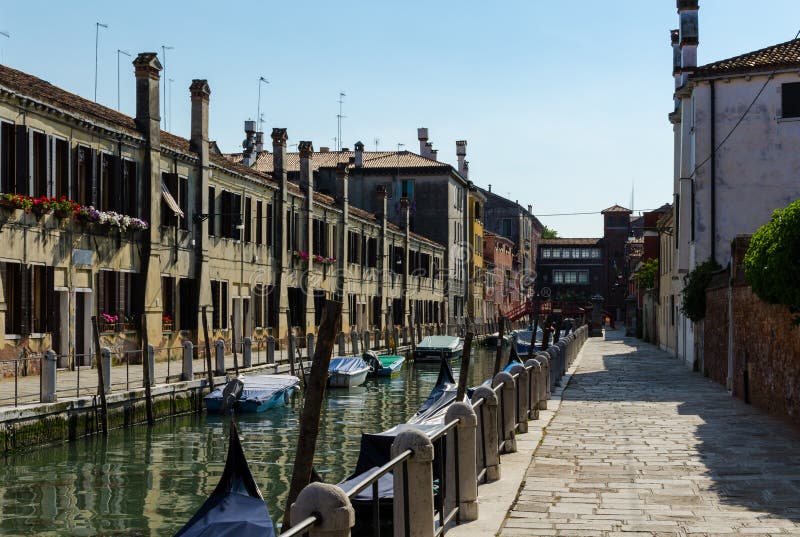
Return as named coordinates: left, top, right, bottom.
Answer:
left=94, top=22, right=108, bottom=102
left=116, top=49, right=130, bottom=111
left=161, top=45, right=174, bottom=129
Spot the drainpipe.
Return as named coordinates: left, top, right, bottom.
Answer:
left=710, top=79, right=716, bottom=263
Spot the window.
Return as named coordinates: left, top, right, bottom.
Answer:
left=122, top=159, right=137, bottom=217
left=314, top=290, right=326, bottom=326
left=2, top=263, right=56, bottom=336
left=53, top=138, right=69, bottom=200
left=243, top=196, right=252, bottom=242
left=553, top=270, right=590, bottom=285
left=551, top=248, right=562, bottom=258
left=266, top=204, right=273, bottom=246
left=178, top=279, right=198, bottom=330
left=208, top=186, right=216, bottom=236
left=0, top=121, right=16, bottom=194
left=572, top=248, right=581, bottom=259
left=75, top=146, right=94, bottom=207
left=30, top=131, right=47, bottom=198
left=99, top=153, right=121, bottom=212
left=501, top=218, right=512, bottom=238
left=210, top=280, right=228, bottom=329
left=590, top=248, right=601, bottom=258
left=433, top=257, right=441, bottom=280
left=97, top=271, right=134, bottom=328
left=221, top=191, right=242, bottom=240
left=255, top=200, right=263, bottom=245
left=312, top=219, right=327, bottom=256
left=782, top=82, right=800, bottom=118
left=348, top=231, right=360, bottom=264
left=161, top=276, right=176, bottom=328
left=162, top=172, right=178, bottom=227
left=179, top=177, right=189, bottom=230
left=541, top=248, right=551, bottom=259
left=367, top=237, right=378, bottom=268
left=581, top=248, right=590, bottom=259
left=401, top=179, right=414, bottom=200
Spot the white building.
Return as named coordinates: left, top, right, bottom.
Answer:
left=669, top=0, right=800, bottom=369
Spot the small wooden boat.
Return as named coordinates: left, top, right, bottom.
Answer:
left=175, top=422, right=275, bottom=537
left=413, top=335, right=463, bottom=362
left=205, top=375, right=300, bottom=413
left=482, top=332, right=511, bottom=348
left=363, top=351, right=405, bottom=378
left=512, top=327, right=542, bottom=356
left=328, top=356, right=371, bottom=388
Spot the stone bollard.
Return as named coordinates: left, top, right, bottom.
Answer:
left=525, top=358, right=543, bottom=420
left=508, top=363, right=529, bottom=433
left=267, top=336, right=276, bottom=365
left=392, top=428, right=435, bottom=537
left=307, top=333, right=315, bottom=360
left=291, top=482, right=355, bottom=537
left=337, top=332, right=346, bottom=356
left=242, top=337, right=252, bottom=368
left=101, top=348, right=112, bottom=394
left=492, top=371, right=516, bottom=453
left=214, top=339, right=226, bottom=375
left=363, top=330, right=371, bottom=352
left=536, top=352, right=551, bottom=405
left=41, top=350, right=57, bottom=403
left=547, top=345, right=561, bottom=387
left=147, top=344, right=156, bottom=386
left=182, top=341, right=194, bottom=381
left=471, top=386, right=500, bottom=481
left=351, top=331, right=359, bottom=355
left=444, top=402, right=479, bottom=521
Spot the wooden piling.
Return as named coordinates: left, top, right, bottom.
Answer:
left=202, top=306, right=214, bottom=393
left=140, top=314, right=154, bottom=425
left=282, top=299, right=343, bottom=530
left=493, top=313, right=505, bottom=376
left=456, top=332, right=474, bottom=401
left=230, top=314, right=239, bottom=376
left=91, top=316, right=108, bottom=436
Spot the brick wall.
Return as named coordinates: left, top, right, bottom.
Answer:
left=703, top=236, right=800, bottom=428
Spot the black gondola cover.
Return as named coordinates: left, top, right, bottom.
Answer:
left=175, top=423, right=274, bottom=537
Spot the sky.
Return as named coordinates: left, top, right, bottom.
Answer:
left=2, top=1, right=800, bottom=237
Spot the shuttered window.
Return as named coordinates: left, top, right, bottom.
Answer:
left=244, top=196, right=252, bottom=242
left=54, top=138, right=69, bottom=200
left=211, top=280, right=229, bottom=329
left=255, top=200, right=263, bottom=245
left=162, top=172, right=179, bottom=227
left=208, top=186, right=216, bottom=236
left=31, top=131, right=48, bottom=198
left=265, top=204, right=273, bottom=246
left=0, top=121, right=15, bottom=193
left=123, top=159, right=138, bottom=217
left=179, top=177, right=189, bottom=230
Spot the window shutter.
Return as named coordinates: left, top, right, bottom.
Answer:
left=15, top=125, right=28, bottom=195
left=112, top=154, right=122, bottom=213
left=90, top=148, right=98, bottom=207
left=117, top=272, right=127, bottom=320
left=45, top=266, right=56, bottom=333
left=266, top=204, right=273, bottom=246
left=19, top=266, right=30, bottom=335
left=97, top=271, right=106, bottom=317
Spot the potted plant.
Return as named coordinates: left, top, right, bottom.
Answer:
left=49, top=196, right=80, bottom=219
left=30, top=196, right=52, bottom=218
left=100, top=312, right=119, bottom=333
left=162, top=314, right=174, bottom=332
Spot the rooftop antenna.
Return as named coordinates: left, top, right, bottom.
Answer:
left=337, top=91, right=346, bottom=151
left=161, top=44, right=175, bottom=129
left=630, top=180, right=635, bottom=213
left=374, top=137, right=380, bottom=152
left=116, top=49, right=130, bottom=111
left=257, top=76, right=269, bottom=133
left=94, top=22, right=108, bottom=102
left=0, top=31, right=10, bottom=64
left=168, top=78, right=174, bottom=131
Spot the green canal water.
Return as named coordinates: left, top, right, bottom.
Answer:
left=0, top=347, right=500, bottom=536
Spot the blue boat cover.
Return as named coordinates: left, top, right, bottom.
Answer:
left=175, top=423, right=275, bottom=537
left=329, top=356, right=369, bottom=374
left=205, top=375, right=299, bottom=406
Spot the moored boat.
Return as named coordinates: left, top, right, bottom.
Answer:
left=205, top=375, right=300, bottom=414
left=327, top=356, right=371, bottom=388
left=175, top=422, right=275, bottom=537
left=413, top=335, right=463, bottom=362
left=363, top=351, right=405, bottom=378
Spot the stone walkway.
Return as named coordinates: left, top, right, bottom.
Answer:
left=500, top=330, right=800, bottom=536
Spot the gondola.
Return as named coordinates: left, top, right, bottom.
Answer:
left=175, top=422, right=275, bottom=537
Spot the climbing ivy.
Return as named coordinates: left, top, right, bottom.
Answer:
left=744, top=199, right=800, bottom=323
left=680, top=258, right=722, bottom=323
left=633, top=258, right=659, bottom=290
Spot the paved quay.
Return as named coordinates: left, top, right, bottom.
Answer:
left=499, top=330, right=800, bottom=537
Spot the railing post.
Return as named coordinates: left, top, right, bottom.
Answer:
left=470, top=386, right=500, bottom=481
left=290, top=482, right=355, bottom=537
left=147, top=344, right=155, bottom=386
left=41, top=350, right=57, bottom=403
left=535, top=352, right=551, bottom=405
left=508, top=363, right=529, bottom=433
left=307, top=333, right=315, bottom=360
left=267, top=336, right=276, bottom=365
left=182, top=341, right=194, bottom=381
left=351, top=331, right=359, bottom=355
left=242, top=337, right=252, bottom=368
left=525, top=358, right=543, bottom=420
left=100, top=348, right=112, bottom=394
left=444, top=402, right=479, bottom=521
left=492, top=371, right=516, bottom=453
left=214, top=339, right=226, bottom=375
left=392, top=428, right=435, bottom=537
left=337, top=332, right=346, bottom=356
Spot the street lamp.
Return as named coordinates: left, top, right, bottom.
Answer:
left=116, top=49, right=130, bottom=111
left=161, top=45, right=174, bottom=129
left=94, top=22, right=108, bottom=102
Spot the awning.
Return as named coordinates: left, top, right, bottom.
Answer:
left=161, top=181, right=184, bottom=218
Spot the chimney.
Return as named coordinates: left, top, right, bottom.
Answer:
left=456, top=140, right=467, bottom=177
left=417, top=127, right=429, bottom=156
left=271, top=128, right=288, bottom=184
left=299, top=141, right=313, bottom=186
left=527, top=204, right=532, bottom=214
left=677, top=0, right=699, bottom=85
left=488, top=184, right=492, bottom=192
left=430, top=148, right=438, bottom=161
left=319, top=146, right=330, bottom=153
left=189, top=79, right=210, bottom=158
left=242, top=120, right=257, bottom=166
left=133, top=52, right=162, bottom=143
left=354, top=141, right=364, bottom=167
left=670, top=29, right=681, bottom=88
left=254, top=131, right=264, bottom=153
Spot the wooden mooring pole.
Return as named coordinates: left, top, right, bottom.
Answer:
left=91, top=316, right=108, bottom=436
left=140, top=314, right=154, bottom=425
left=202, top=306, right=214, bottom=392
left=456, top=331, right=474, bottom=401
left=282, top=299, right=342, bottom=530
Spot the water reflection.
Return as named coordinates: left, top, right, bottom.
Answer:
left=0, top=348, right=499, bottom=536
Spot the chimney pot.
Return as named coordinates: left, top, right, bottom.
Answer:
left=418, top=127, right=430, bottom=156
left=354, top=141, right=364, bottom=167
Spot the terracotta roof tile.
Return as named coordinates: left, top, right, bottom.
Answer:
left=601, top=204, right=632, bottom=214
left=226, top=149, right=452, bottom=174
left=539, top=238, right=602, bottom=245
left=692, top=38, right=800, bottom=78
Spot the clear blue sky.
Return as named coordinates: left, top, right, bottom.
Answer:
left=2, top=1, right=799, bottom=236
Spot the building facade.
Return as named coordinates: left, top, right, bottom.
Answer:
left=483, top=231, right=517, bottom=319
left=0, top=54, right=445, bottom=366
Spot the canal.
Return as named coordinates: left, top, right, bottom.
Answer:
left=0, top=346, right=501, bottom=536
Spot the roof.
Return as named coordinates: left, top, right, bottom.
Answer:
left=483, top=229, right=514, bottom=245
left=539, top=238, right=602, bottom=246
left=692, top=38, right=800, bottom=79
left=0, top=63, right=272, bottom=185
left=601, top=204, right=632, bottom=214
left=227, top=149, right=453, bottom=174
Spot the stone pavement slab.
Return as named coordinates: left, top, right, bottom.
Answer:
left=499, top=330, right=800, bottom=537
